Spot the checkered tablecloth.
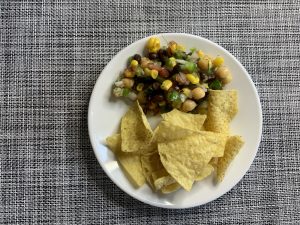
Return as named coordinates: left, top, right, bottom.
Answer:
left=1, top=0, right=299, bottom=224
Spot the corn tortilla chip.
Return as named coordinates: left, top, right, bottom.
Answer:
left=216, top=135, right=245, bottom=182
left=150, top=160, right=179, bottom=193
left=121, top=101, right=153, bottom=152
left=209, top=157, right=219, bottom=170
left=140, top=126, right=160, bottom=154
left=140, top=152, right=165, bottom=189
left=161, top=109, right=207, bottom=132
left=154, top=175, right=176, bottom=191
left=106, top=133, right=146, bottom=188
left=158, top=134, right=227, bottom=191
left=195, top=164, right=214, bottom=181
left=151, top=168, right=169, bottom=180
left=151, top=169, right=177, bottom=191
left=117, top=151, right=145, bottom=188
left=157, top=128, right=227, bottom=157
left=154, top=121, right=199, bottom=143
left=106, top=133, right=121, bottom=153
left=204, top=90, right=238, bottom=134
left=161, top=182, right=181, bottom=194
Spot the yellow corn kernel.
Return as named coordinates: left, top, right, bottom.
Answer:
left=124, top=69, right=135, bottom=78
left=161, top=80, right=173, bottom=91
left=136, top=83, right=144, bottom=92
left=213, top=56, right=224, bottom=67
left=182, top=88, right=192, bottom=98
left=146, top=37, right=160, bottom=53
left=144, top=68, right=151, bottom=76
left=197, top=50, right=205, bottom=58
left=169, top=42, right=177, bottom=54
left=130, top=59, right=139, bottom=68
left=186, top=74, right=200, bottom=84
left=176, top=44, right=186, bottom=51
left=150, top=69, right=159, bottom=79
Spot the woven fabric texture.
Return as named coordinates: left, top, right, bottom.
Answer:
left=0, top=0, right=299, bottom=224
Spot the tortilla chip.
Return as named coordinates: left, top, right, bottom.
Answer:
left=151, top=169, right=177, bottom=191
left=140, top=126, right=160, bottom=153
left=158, top=133, right=227, bottom=191
left=156, top=127, right=226, bottom=157
left=151, top=168, right=169, bottom=180
left=161, top=109, right=207, bottom=132
left=154, top=175, right=176, bottom=191
left=151, top=167, right=178, bottom=192
left=116, top=151, right=145, bottom=187
left=195, top=164, right=214, bottom=181
left=140, top=152, right=165, bottom=189
left=216, top=135, right=245, bottom=182
left=154, top=121, right=199, bottom=143
left=209, top=157, right=219, bottom=170
left=204, top=90, right=238, bottom=134
left=121, top=101, right=153, bottom=152
left=106, top=133, right=121, bottom=153
left=161, top=182, right=181, bottom=194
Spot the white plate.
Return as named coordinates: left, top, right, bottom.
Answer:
left=88, top=33, right=262, bottom=209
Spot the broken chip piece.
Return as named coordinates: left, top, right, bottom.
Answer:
left=216, top=135, right=245, bottom=182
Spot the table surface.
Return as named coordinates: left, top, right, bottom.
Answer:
left=1, top=0, right=299, bottom=224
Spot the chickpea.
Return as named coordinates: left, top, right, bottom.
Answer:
left=197, top=57, right=211, bottom=72
left=215, top=66, right=231, bottom=79
left=182, top=99, right=197, bottom=112
left=140, top=57, right=150, bottom=68
left=192, top=87, right=205, bottom=100
left=122, top=78, right=134, bottom=88
left=222, top=73, right=233, bottom=84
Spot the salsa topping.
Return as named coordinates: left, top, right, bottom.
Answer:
left=112, top=37, right=233, bottom=115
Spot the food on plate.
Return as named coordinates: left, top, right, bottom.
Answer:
left=105, top=37, right=244, bottom=194
left=121, top=101, right=153, bottom=152
left=161, top=109, right=206, bottom=132
left=106, top=95, right=244, bottom=193
left=204, top=89, right=238, bottom=134
left=112, top=37, right=233, bottom=115
left=216, top=136, right=244, bottom=182
left=160, top=182, right=181, bottom=194
left=140, top=152, right=166, bottom=189
left=158, top=133, right=227, bottom=191
left=105, top=133, right=145, bottom=187
left=152, top=169, right=177, bottom=191
left=117, top=151, right=146, bottom=188
left=195, top=164, right=215, bottom=181
left=154, top=121, right=199, bottom=143
left=106, top=133, right=121, bottom=153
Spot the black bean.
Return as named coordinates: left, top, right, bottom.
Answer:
left=158, top=49, right=168, bottom=63
left=172, top=64, right=181, bottom=74
left=158, top=49, right=167, bottom=58
left=133, top=54, right=141, bottom=63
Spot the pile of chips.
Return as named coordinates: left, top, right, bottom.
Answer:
left=106, top=89, right=244, bottom=193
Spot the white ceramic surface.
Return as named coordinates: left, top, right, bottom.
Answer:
left=88, top=33, right=262, bottom=209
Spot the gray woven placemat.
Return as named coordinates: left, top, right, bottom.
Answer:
left=0, top=0, right=299, bottom=224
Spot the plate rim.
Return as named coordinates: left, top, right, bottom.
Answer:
left=88, top=33, right=263, bottom=209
